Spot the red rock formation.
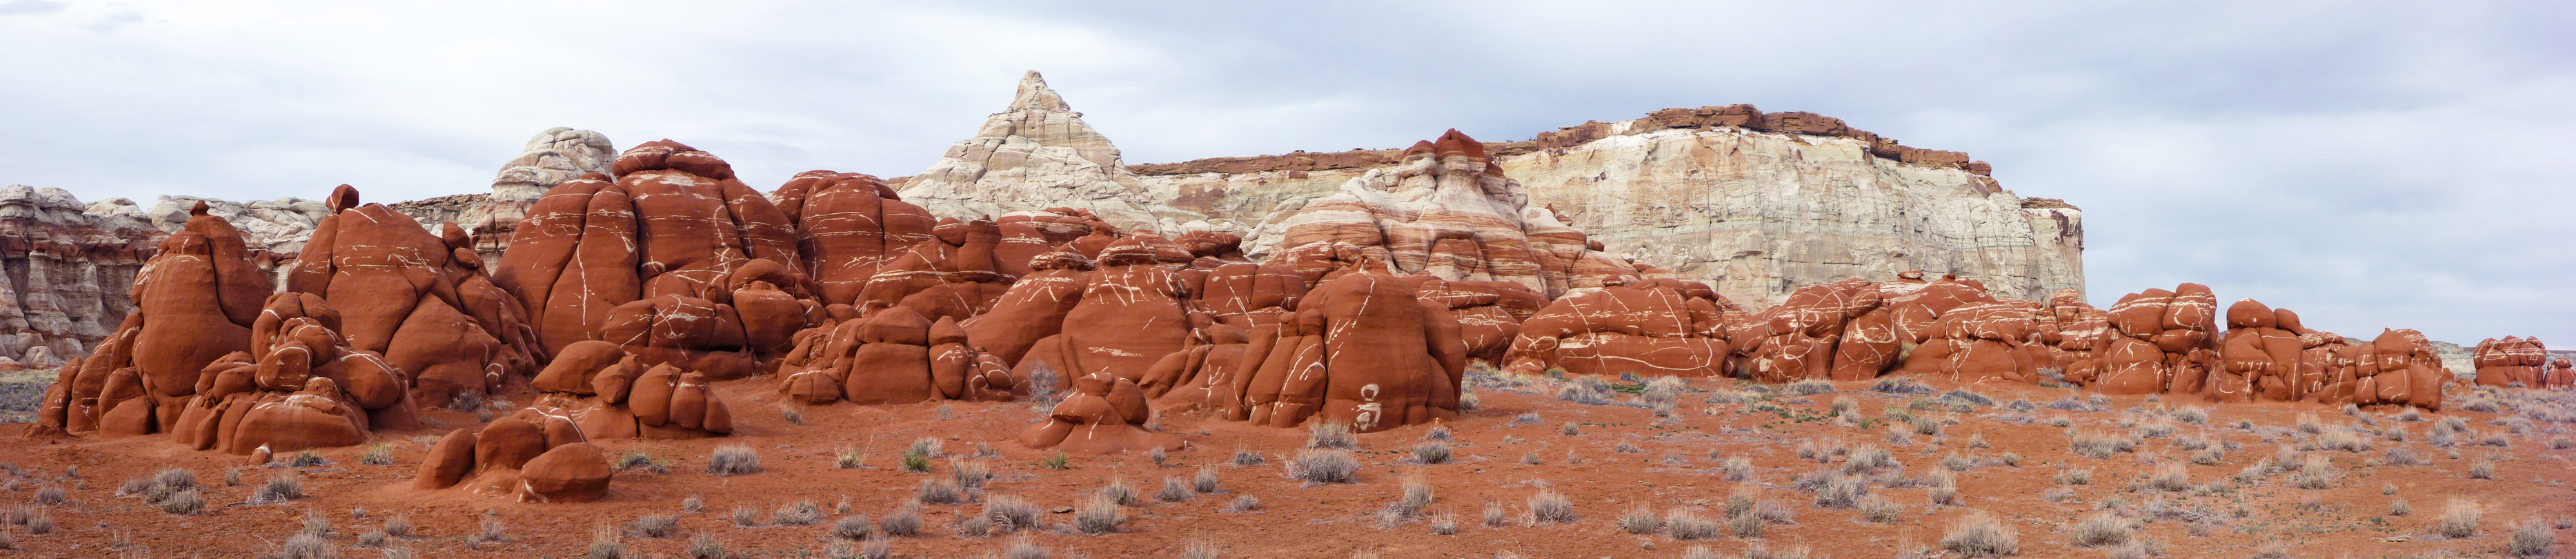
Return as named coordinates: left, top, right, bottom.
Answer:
left=1894, top=300, right=2049, bottom=384
left=527, top=340, right=735, bottom=439
left=1018, top=373, right=1180, bottom=453
left=2472, top=336, right=2548, bottom=387
left=1185, top=271, right=1465, bottom=433
left=2544, top=357, right=2572, bottom=389
left=31, top=202, right=277, bottom=438
left=493, top=141, right=821, bottom=382
left=2308, top=329, right=2447, bottom=410
left=2036, top=288, right=2112, bottom=382
left=775, top=306, right=1021, bottom=406
left=2076, top=284, right=2219, bottom=396
left=412, top=408, right=612, bottom=502
left=284, top=186, right=538, bottom=407
left=1504, top=278, right=1736, bottom=378
left=2215, top=299, right=2310, bottom=403
left=1256, top=130, right=1637, bottom=297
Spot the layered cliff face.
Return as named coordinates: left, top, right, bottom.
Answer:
left=0, top=186, right=159, bottom=366
left=895, top=71, right=1223, bottom=233
left=1136, top=106, right=2085, bottom=309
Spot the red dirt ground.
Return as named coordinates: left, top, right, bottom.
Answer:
left=1, top=371, right=2570, bottom=559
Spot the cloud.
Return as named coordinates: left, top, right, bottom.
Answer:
left=0, top=0, right=2568, bottom=343
left=0, top=1, right=65, bottom=16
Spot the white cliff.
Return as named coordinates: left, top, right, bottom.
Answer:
left=1134, top=106, right=2085, bottom=308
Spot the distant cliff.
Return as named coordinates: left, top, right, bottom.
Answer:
left=1129, top=105, right=2083, bottom=308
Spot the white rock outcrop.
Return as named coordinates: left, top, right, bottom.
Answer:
left=897, top=71, right=1226, bottom=233
left=455, top=128, right=615, bottom=261
left=1136, top=107, right=2085, bottom=309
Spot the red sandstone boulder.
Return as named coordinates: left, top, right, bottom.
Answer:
left=2473, top=336, right=2548, bottom=387
left=516, top=442, right=612, bottom=503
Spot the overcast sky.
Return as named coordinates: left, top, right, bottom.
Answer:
left=3, top=1, right=2568, bottom=344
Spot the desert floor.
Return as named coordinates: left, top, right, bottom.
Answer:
left=1, top=369, right=2569, bottom=559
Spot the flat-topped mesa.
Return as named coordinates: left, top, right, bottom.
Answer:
left=897, top=70, right=1222, bottom=233
left=1132, top=104, right=2083, bottom=309
left=1251, top=129, right=1642, bottom=298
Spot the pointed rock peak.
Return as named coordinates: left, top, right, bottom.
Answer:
left=1403, top=140, right=1437, bottom=157
left=190, top=200, right=211, bottom=216
left=1008, top=70, right=1071, bottom=112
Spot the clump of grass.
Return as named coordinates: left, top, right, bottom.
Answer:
left=1307, top=421, right=1357, bottom=449
left=1859, top=495, right=1903, bottom=523
left=1158, top=478, right=1191, bottom=502
left=1098, top=478, right=1138, bottom=505
left=1039, top=451, right=1069, bottom=470
left=984, top=495, right=1040, bottom=533
left=635, top=513, right=680, bottom=538
left=361, top=442, right=395, bottom=466
left=1941, top=511, right=2020, bottom=558
left=1074, top=493, right=1124, bottom=534
left=731, top=505, right=761, bottom=527
left=288, top=449, right=328, bottom=467
left=253, top=473, right=307, bottom=504
left=686, top=533, right=724, bottom=559
left=2070, top=512, right=2130, bottom=547
left=775, top=500, right=824, bottom=526
left=1224, top=495, right=1260, bottom=513
left=1667, top=509, right=1718, bottom=539
left=952, top=459, right=993, bottom=491
left=705, top=445, right=761, bottom=475
left=2070, top=431, right=2139, bottom=458
left=382, top=513, right=414, bottom=537
left=1723, top=457, right=1755, bottom=482
left=1783, top=379, right=1836, bottom=395
left=2439, top=500, right=2481, bottom=538
left=1288, top=449, right=1359, bottom=484
left=830, top=514, right=873, bottom=540
left=1190, top=466, right=1220, bottom=491
left=279, top=533, right=336, bottom=559
left=835, top=447, right=864, bottom=469
left=1411, top=441, right=1452, bottom=464
left=1527, top=489, right=1574, bottom=524
left=2147, top=464, right=2190, bottom=492
left=2470, top=460, right=2497, bottom=480
left=1617, top=506, right=1661, bottom=534
left=909, top=437, right=945, bottom=459
left=1812, top=472, right=1868, bottom=509
left=2391, top=499, right=2412, bottom=516
left=2510, top=518, right=2557, bottom=557
left=880, top=503, right=923, bottom=536
left=915, top=478, right=961, bottom=504
left=162, top=488, right=206, bottom=514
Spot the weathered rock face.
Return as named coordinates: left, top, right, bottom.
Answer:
left=896, top=71, right=1222, bottom=233
left=492, top=141, right=821, bottom=382
left=1249, top=130, right=1642, bottom=298
left=0, top=185, right=160, bottom=365
left=530, top=340, right=735, bottom=440
left=1505, top=279, right=1736, bottom=379
left=1133, top=105, right=2085, bottom=309
left=2073, top=284, right=2219, bottom=396
left=2473, top=336, right=2550, bottom=387
left=2214, top=298, right=2308, bottom=402
left=286, top=186, right=539, bottom=407
left=455, top=128, right=616, bottom=263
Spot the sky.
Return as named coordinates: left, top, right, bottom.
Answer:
left=2, top=1, right=2569, bottom=344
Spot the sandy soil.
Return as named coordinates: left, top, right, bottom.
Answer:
left=0, top=371, right=2569, bottom=559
